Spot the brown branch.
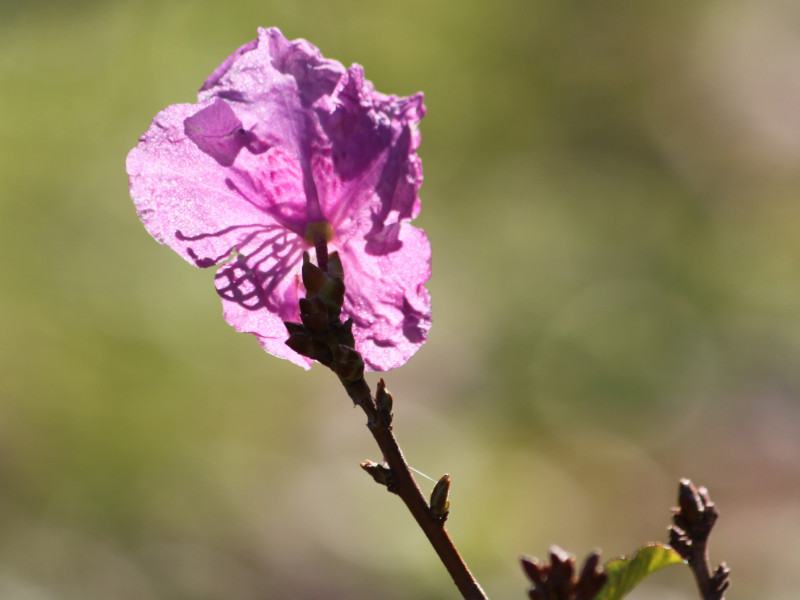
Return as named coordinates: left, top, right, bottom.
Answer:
left=343, top=378, right=489, bottom=600
left=285, top=250, right=488, bottom=600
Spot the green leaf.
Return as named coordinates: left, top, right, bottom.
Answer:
left=594, top=543, right=684, bottom=600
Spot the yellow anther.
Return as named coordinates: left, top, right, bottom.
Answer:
left=304, top=221, right=334, bottom=245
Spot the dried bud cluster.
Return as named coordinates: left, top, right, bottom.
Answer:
left=671, top=478, right=717, bottom=549
left=520, top=546, right=607, bottom=600
left=669, top=479, right=730, bottom=599
left=284, top=253, right=365, bottom=383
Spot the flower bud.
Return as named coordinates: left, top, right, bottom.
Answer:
left=520, top=556, right=544, bottom=585
left=548, top=545, right=575, bottom=591
left=319, top=277, right=345, bottom=314
left=327, top=251, right=344, bottom=281
left=333, top=344, right=364, bottom=382
left=299, top=296, right=329, bottom=333
left=360, top=460, right=394, bottom=488
left=284, top=323, right=332, bottom=364
left=430, top=474, right=451, bottom=520
left=575, top=550, right=607, bottom=600
left=301, top=252, right=326, bottom=296
left=376, top=379, right=393, bottom=425
left=334, top=317, right=356, bottom=348
left=283, top=321, right=306, bottom=335
left=677, top=478, right=703, bottom=525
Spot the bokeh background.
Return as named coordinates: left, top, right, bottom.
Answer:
left=2, top=0, right=800, bottom=598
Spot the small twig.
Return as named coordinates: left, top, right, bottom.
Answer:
left=344, top=378, right=488, bottom=600
left=284, top=250, right=488, bottom=600
left=669, top=479, right=730, bottom=600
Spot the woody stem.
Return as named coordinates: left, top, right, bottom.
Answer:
left=341, top=378, right=489, bottom=600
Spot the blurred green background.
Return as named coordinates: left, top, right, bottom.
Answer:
left=2, top=0, right=799, bottom=598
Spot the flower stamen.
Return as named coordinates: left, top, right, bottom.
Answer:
left=305, top=220, right=334, bottom=272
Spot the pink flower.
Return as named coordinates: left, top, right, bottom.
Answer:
left=127, top=27, right=431, bottom=370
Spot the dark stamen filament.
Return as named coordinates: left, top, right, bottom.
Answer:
left=315, top=234, right=329, bottom=273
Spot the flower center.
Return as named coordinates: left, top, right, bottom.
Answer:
left=304, top=220, right=334, bottom=273
left=304, top=221, right=334, bottom=246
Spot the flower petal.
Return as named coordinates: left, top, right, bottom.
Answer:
left=338, top=223, right=432, bottom=371
left=128, top=28, right=432, bottom=370
left=316, top=65, right=425, bottom=229
left=183, top=98, right=248, bottom=167
left=127, top=102, right=283, bottom=268
left=215, top=252, right=312, bottom=369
